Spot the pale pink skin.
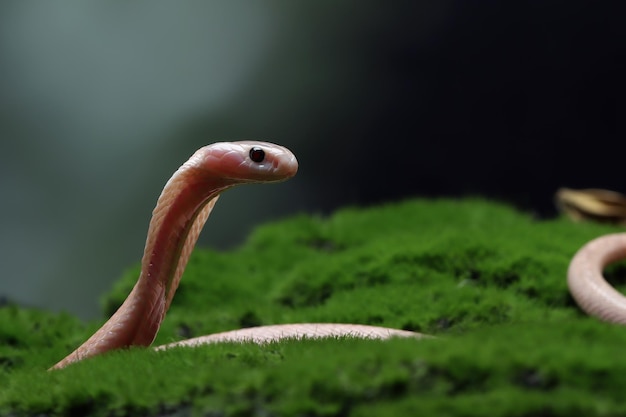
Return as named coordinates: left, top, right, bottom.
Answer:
left=51, top=141, right=423, bottom=370
left=568, top=233, right=626, bottom=324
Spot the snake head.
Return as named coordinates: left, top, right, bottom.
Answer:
left=191, top=141, right=298, bottom=184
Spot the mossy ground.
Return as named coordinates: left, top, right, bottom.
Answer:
left=2, top=198, right=626, bottom=416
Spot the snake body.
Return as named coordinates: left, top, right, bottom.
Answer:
left=51, top=141, right=626, bottom=370
left=567, top=233, right=626, bottom=324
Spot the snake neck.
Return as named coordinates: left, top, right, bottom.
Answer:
left=51, top=166, right=232, bottom=369
left=119, top=167, right=231, bottom=346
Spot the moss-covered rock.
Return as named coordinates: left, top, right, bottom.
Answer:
left=1, top=198, right=625, bottom=416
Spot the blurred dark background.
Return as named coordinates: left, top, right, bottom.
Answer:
left=0, top=2, right=624, bottom=319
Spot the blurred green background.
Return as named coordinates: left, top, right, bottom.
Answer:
left=0, top=2, right=623, bottom=319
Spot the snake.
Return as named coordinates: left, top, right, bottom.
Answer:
left=50, top=141, right=626, bottom=370
left=557, top=188, right=626, bottom=321
left=567, top=234, right=626, bottom=324
left=50, top=141, right=422, bottom=370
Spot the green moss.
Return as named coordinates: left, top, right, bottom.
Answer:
left=1, top=198, right=625, bottom=416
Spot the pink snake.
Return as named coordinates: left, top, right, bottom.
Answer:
left=50, top=141, right=626, bottom=369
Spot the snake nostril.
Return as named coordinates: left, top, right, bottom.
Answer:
left=249, top=147, right=265, bottom=163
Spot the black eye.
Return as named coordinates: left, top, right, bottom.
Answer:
left=249, top=147, right=265, bottom=163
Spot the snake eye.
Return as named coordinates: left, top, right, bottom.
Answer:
left=249, top=147, right=265, bottom=163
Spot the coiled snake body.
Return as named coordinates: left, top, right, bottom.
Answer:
left=50, top=141, right=626, bottom=369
